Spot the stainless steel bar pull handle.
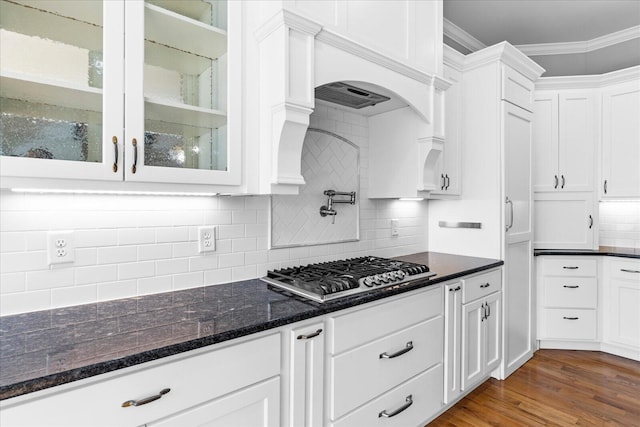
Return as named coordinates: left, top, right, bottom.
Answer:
left=380, top=341, right=413, bottom=359
left=505, top=197, right=514, bottom=231
left=563, top=285, right=579, bottom=289
left=297, top=329, right=323, bottom=340
left=112, top=136, right=118, bottom=173
left=122, top=388, right=170, bottom=407
left=621, top=269, right=640, bottom=274
left=379, top=395, right=413, bottom=418
left=131, top=138, right=138, bottom=174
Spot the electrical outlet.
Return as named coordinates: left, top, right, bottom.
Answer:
left=47, top=231, right=75, bottom=265
left=390, top=219, right=399, bottom=237
left=198, top=226, right=216, bottom=253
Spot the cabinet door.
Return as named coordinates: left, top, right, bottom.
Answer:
left=444, top=282, right=463, bottom=404
left=287, top=322, right=324, bottom=427
left=123, top=0, right=240, bottom=186
left=433, top=65, right=461, bottom=196
left=461, top=298, right=484, bottom=391
left=532, top=92, right=559, bottom=192
left=602, top=83, right=640, bottom=198
left=534, top=192, right=595, bottom=249
left=606, top=264, right=640, bottom=348
left=147, top=378, right=280, bottom=427
left=0, top=0, right=124, bottom=182
left=558, top=92, right=595, bottom=192
left=483, top=292, right=501, bottom=373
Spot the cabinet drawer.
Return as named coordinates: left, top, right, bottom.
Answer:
left=0, top=334, right=281, bottom=427
left=543, top=277, right=597, bottom=308
left=502, top=66, right=534, bottom=112
left=609, top=259, right=640, bottom=280
left=543, top=259, right=597, bottom=277
left=331, top=364, right=443, bottom=427
left=541, top=309, right=596, bottom=340
left=330, top=286, right=441, bottom=354
left=462, top=269, right=501, bottom=303
left=330, top=317, right=443, bottom=420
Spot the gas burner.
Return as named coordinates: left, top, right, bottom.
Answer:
left=262, top=256, right=435, bottom=302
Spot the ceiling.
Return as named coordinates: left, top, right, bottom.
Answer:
left=443, top=0, right=640, bottom=76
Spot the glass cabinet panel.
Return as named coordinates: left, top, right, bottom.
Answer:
left=141, top=0, right=228, bottom=172
left=0, top=0, right=104, bottom=163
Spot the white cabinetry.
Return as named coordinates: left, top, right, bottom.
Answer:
left=537, top=258, right=598, bottom=341
left=443, top=281, right=463, bottom=404
left=533, top=91, right=596, bottom=193
left=601, top=80, right=640, bottom=198
left=0, top=333, right=281, bottom=427
left=432, top=61, right=462, bottom=196
left=428, top=43, right=543, bottom=380
left=0, top=0, right=241, bottom=191
left=327, top=287, right=444, bottom=426
left=460, top=270, right=502, bottom=390
left=283, top=321, right=324, bottom=427
left=534, top=192, right=596, bottom=249
left=603, top=258, right=640, bottom=358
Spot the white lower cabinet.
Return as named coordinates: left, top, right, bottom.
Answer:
left=461, top=291, right=501, bottom=390
left=283, top=321, right=325, bottom=427
left=604, top=258, right=640, bottom=354
left=327, top=286, right=444, bottom=425
left=0, top=333, right=281, bottom=427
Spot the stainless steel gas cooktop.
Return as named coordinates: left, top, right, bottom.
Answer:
left=261, top=256, right=436, bottom=303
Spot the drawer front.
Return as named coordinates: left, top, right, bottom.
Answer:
left=543, top=277, right=597, bottom=308
left=543, top=259, right=597, bottom=277
left=502, top=66, right=534, bottom=112
left=541, top=309, right=596, bottom=340
left=609, top=258, right=640, bottom=281
left=331, top=364, right=443, bottom=427
left=462, top=268, right=501, bottom=303
left=0, top=334, right=281, bottom=427
left=330, top=317, right=443, bottom=420
left=330, top=286, right=442, bottom=354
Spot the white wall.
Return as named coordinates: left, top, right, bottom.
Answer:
left=0, top=105, right=429, bottom=315
left=599, top=201, right=640, bottom=248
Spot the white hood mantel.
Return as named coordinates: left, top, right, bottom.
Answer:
left=252, top=6, right=449, bottom=195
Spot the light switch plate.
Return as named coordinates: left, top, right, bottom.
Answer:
left=391, top=219, right=399, bottom=237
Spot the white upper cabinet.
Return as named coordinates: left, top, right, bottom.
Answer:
left=0, top=0, right=241, bottom=190
left=533, top=90, right=596, bottom=193
left=601, top=81, right=640, bottom=199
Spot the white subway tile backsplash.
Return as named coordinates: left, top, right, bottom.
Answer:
left=599, top=201, right=640, bottom=248
left=0, top=272, right=25, bottom=294
left=75, top=265, right=118, bottom=286
left=118, top=261, right=155, bottom=280
left=0, top=106, right=430, bottom=315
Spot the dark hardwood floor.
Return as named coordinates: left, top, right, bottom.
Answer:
left=428, top=350, right=640, bottom=426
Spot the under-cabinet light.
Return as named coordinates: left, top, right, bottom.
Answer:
left=10, top=188, right=219, bottom=197
left=399, top=197, right=424, bottom=201
left=599, top=199, right=640, bottom=203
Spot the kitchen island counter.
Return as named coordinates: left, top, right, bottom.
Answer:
left=0, top=251, right=502, bottom=400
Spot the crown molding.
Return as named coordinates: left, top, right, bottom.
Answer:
left=464, top=41, right=545, bottom=81
left=535, top=65, right=640, bottom=90
left=443, top=18, right=486, bottom=53
left=516, top=25, right=640, bottom=56
left=443, top=44, right=466, bottom=71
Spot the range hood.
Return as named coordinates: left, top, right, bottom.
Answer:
left=315, top=82, right=390, bottom=109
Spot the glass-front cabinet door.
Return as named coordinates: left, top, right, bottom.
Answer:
left=0, top=0, right=124, bottom=181
left=1, top=0, right=239, bottom=188
left=124, top=0, right=239, bottom=185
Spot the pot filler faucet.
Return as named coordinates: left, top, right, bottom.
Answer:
left=320, top=190, right=356, bottom=224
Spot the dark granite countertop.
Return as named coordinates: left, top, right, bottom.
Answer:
left=534, top=246, right=640, bottom=259
left=0, top=251, right=502, bottom=401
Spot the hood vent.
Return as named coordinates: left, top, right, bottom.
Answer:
left=315, top=82, right=390, bottom=109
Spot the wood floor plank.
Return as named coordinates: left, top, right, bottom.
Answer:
left=428, top=350, right=640, bottom=426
